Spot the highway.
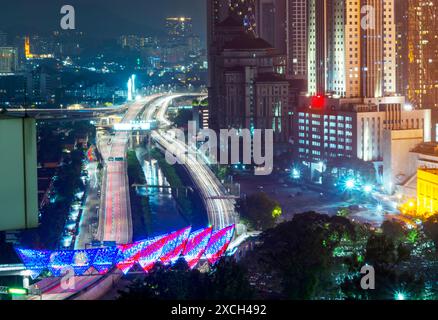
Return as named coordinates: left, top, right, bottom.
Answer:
left=147, top=95, right=237, bottom=230
left=2, top=106, right=128, bottom=120
left=23, top=93, right=236, bottom=300
left=27, top=96, right=159, bottom=300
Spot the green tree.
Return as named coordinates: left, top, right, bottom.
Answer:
left=207, top=260, right=255, bottom=300
left=381, top=221, right=405, bottom=244
left=341, top=233, right=422, bottom=300
left=238, top=193, right=282, bottom=230
left=424, top=215, right=438, bottom=253
left=118, top=259, right=254, bottom=300
left=365, top=234, right=397, bottom=265
left=246, top=212, right=355, bottom=299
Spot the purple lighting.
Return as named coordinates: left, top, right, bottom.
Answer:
left=15, top=225, right=235, bottom=278
left=204, top=225, right=235, bottom=265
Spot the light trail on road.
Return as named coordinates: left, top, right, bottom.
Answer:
left=147, top=95, right=236, bottom=230
left=30, top=96, right=160, bottom=300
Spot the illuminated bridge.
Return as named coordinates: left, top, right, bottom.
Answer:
left=15, top=225, right=235, bottom=279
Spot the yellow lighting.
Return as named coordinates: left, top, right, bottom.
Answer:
left=415, top=168, right=438, bottom=218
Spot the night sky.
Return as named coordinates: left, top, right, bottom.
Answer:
left=0, top=0, right=206, bottom=39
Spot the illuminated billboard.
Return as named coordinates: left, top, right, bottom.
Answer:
left=0, top=118, right=38, bottom=231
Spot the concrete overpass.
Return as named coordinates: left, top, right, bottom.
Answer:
left=1, top=106, right=128, bottom=121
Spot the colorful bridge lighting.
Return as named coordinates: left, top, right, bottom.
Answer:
left=15, top=225, right=235, bottom=278
left=160, top=227, right=192, bottom=265
left=205, top=225, right=235, bottom=265
left=183, top=227, right=213, bottom=269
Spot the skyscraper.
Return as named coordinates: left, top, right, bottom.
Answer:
left=396, top=0, right=409, bottom=96
left=255, top=0, right=307, bottom=79
left=166, top=17, right=193, bottom=42
left=207, top=0, right=257, bottom=130
left=407, top=0, right=438, bottom=109
left=256, top=0, right=286, bottom=52
left=285, top=0, right=307, bottom=79
left=307, top=0, right=396, bottom=99
left=0, top=47, right=18, bottom=74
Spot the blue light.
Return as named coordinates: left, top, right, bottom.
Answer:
left=345, top=179, right=356, bottom=190
left=363, top=184, right=373, bottom=193
left=292, top=168, right=301, bottom=179
left=15, top=226, right=235, bottom=277
left=72, top=250, right=97, bottom=276
left=395, top=291, right=407, bottom=300
left=92, top=247, right=119, bottom=274
left=204, top=225, right=235, bottom=265
left=48, top=251, right=75, bottom=277
left=183, top=227, right=212, bottom=269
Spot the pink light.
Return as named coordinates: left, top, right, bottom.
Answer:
left=205, top=225, right=235, bottom=265
left=183, top=227, right=213, bottom=269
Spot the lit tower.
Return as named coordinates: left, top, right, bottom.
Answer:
left=407, top=0, right=438, bottom=109
left=24, top=36, right=33, bottom=59
left=307, top=0, right=396, bottom=99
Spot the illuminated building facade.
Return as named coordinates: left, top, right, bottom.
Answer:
left=396, top=0, right=409, bottom=96
left=24, top=36, right=54, bottom=60
left=307, top=0, right=396, bottom=98
left=0, top=47, right=18, bottom=74
left=417, top=168, right=438, bottom=216
left=407, top=0, right=438, bottom=109
left=286, top=0, right=307, bottom=79
left=166, top=17, right=193, bottom=42
left=295, top=96, right=431, bottom=164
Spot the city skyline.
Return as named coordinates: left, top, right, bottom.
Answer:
left=0, top=0, right=437, bottom=304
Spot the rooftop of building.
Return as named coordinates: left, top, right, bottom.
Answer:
left=223, top=33, right=273, bottom=50
left=418, top=168, right=438, bottom=176
left=217, top=16, right=244, bottom=28
left=411, top=142, right=438, bottom=156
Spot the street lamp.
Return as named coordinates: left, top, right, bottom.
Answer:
left=292, top=168, right=301, bottom=179
left=345, top=179, right=356, bottom=190
left=394, top=291, right=407, bottom=301
left=363, top=184, right=373, bottom=193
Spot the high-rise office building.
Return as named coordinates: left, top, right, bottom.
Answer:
left=295, top=96, right=431, bottom=164
left=207, top=0, right=258, bottom=130
left=307, top=0, right=396, bottom=98
left=166, top=17, right=193, bottom=42
left=396, top=0, right=409, bottom=96
left=255, top=0, right=307, bottom=79
left=286, top=0, right=307, bottom=79
left=407, top=0, right=438, bottom=109
left=256, top=0, right=286, bottom=53
left=0, top=47, right=18, bottom=74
